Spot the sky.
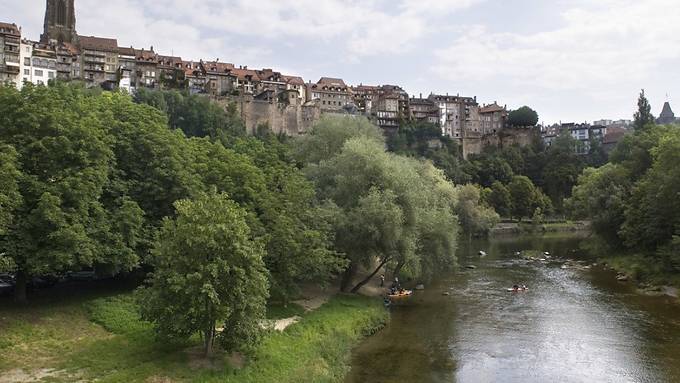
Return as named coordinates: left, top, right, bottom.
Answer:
left=2, top=0, right=679, bottom=124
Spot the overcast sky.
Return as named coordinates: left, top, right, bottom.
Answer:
left=3, top=0, right=679, bottom=123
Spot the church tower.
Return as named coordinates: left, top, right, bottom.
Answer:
left=40, top=0, right=77, bottom=44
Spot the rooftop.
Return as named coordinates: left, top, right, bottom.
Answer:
left=78, top=35, right=118, bottom=52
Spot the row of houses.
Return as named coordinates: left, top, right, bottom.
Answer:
left=541, top=121, right=631, bottom=154
left=1, top=0, right=521, bottom=158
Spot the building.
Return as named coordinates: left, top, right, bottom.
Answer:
left=657, top=102, right=677, bottom=125
left=21, top=40, right=57, bottom=87
left=157, top=54, right=184, bottom=89
left=479, top=102, right=507, bottom=135
left=78, top=35, right=118, bottom=88
left=283, top=75, right=306, bottom=102
left=409, top=96, right=439, bottom=125
left=428, top=93, right=480, bottom=139
left=602, top=126, right=627, bottom=153
left=307, top=77, right=353, bottom=112
left=41, top=0, right=77, bottom=45
left=0, top=22, right=21, bottom=87
left=135, top=48, right=159, bottom=89
left=198, top=61, right=233, bottom=96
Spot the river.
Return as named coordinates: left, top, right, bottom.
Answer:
left=346, top=235, right=680, bottom=383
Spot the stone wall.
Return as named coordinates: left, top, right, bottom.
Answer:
left=463, top=127, right=538, bottom=158
left=216, top=95, right=321, bottom=136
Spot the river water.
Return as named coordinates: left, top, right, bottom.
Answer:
left=346, top=235, right=680, bottom=383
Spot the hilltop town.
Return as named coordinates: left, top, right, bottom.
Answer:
left=1, top=0, right=677, bottom=158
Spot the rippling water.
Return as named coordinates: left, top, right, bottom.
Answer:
left=346, top=235, right=680, bottom=383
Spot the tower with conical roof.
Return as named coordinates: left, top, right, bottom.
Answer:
left=40, top=0, right=77, bottom=44
left=657, top=101, right=676, bottom=125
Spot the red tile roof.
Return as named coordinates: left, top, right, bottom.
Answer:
left=318, top=77, right=347, bottom=87
left=480, top=103, right=506, bottom=113
left=0, top=22, right=20, bottom=36
left=78, top=35, right=118, bottom=52
left=283, top=75, right=305, bottom=86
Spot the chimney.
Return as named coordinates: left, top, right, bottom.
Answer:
left=420, top=93, right=422, bottom=98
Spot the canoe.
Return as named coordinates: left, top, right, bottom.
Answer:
left=507, top=288, right=529, bottom=292
left=388, top=290, right=413, bottom=298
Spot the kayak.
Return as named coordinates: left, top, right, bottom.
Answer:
left=388, top=290, right=413, bottom=298
left=507, top=288, right=529, bottom=292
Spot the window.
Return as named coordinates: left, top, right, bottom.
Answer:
left=24, top=69, right=29, bottom=75
left=48, top=72, right=55, bottom=79
left=24, top=57, right=30, bottom=66
left=34, top=69, right=43, bottom=76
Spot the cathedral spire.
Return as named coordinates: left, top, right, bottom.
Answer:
left=40, top=0, right=77, bottom=44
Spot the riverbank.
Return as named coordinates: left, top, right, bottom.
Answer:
left=490, top=220, right=590, bottom=236
left=604, top=255, right=680, bottom=298
left=0, top=291, right=387, bottom=382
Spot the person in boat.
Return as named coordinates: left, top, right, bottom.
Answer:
left=512, top=284, right=519, bottom=292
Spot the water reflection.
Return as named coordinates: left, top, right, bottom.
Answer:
left=346, top=235, right=680, bottom=383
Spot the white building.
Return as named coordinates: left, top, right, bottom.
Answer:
left=19, top=40, right=57, bottom=88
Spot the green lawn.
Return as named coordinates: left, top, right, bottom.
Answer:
left=0, top=290, right=386, bottom=383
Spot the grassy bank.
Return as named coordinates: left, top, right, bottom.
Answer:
left=0, top=292, right=387, bottom=382
left=606, top=255, right=680, bottom=289
left=490, top=220, right=590, bottom=236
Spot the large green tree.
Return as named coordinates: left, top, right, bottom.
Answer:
left=137, top=192, right=269, bottom=357
left=507, top=106, right=539, bottom=127
left=455, top=184, right=500, bottom=237
left=0, top=84, right=142, bottom=301
left=566, top=164, right=631, bottom=243
left=633, top=89, right=655, bottom=132
left=299, top=117, right=459, bottom=292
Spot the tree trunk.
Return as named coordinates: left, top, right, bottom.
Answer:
left=392, top=261, right=404, bottom=279
left=204, top=324, right=215, bottom=357
left=14, top=270, right=28, bottom=303
left=350, top=257, right=391, bottom=294
left=340, top=262, right=358, bottom=292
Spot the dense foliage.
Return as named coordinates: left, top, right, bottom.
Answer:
left=568, top=120, right=680, bottom=277
left=0, top=84, right=341, bottom=304
left=507, top=106, right=539, bottom=127
left=137, top=192, right=269, bottom=356
left=295, top=117, right=461, bottom=291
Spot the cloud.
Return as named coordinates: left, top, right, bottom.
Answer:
left=433, top=0, right=680, bottom=92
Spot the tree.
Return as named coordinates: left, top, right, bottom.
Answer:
left=0, top=144, right=21, bottom=235
left=633, top=89, right=655, bottom=132
left=292, top=115, right=384, bottom=165
left=542, top=131, right=584, bottom=209
left=620, top=130, right=680, bottom=249
left=507, top=106, right=539, bottom=127
left=488, top=181, right=512, bottom=217
left=0, top=84, right=141, bottom=302
left=134, top=88, right=245, bottom=141
left=299, top=121, right=459, bottom=292
left=566, top=164, right=631, bottom=243
left=455, top=184, right=500, bottom=237
left=137, top=192, right=269, bottom=357
left=508, top=176, right=537, bottom=220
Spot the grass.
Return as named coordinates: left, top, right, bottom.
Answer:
left=606, top=255, right=680, bottom=288
left=265, top=302, right=306, bottom=320
left=0, top=291, right=387, bottom=382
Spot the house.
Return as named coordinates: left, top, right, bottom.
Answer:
left=307, top=77, right=353, bottom=112
left=78, top=35, right=118, bottom=88
left=479, top=102, right=507, bottom=135
left=409, top=96, right=440, bottom=125
left=602, top=127, right=627, bottom=153
left=428, top=93, right=479, bottom=139
left=200, top=61, right=235, bottom=96
left=0, top=22, right=21, bottom=87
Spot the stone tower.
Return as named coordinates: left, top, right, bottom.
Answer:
left=657, top=102, right=676, bottom=125
left=40, top=0, right=77, bottom=44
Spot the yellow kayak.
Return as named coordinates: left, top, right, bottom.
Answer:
left=388, top=290, right=413, bottom=298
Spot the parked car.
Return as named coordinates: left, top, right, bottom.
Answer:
left=66, top=270, right=98, bottom=282
left=0, top=276, right=14, bottom=297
